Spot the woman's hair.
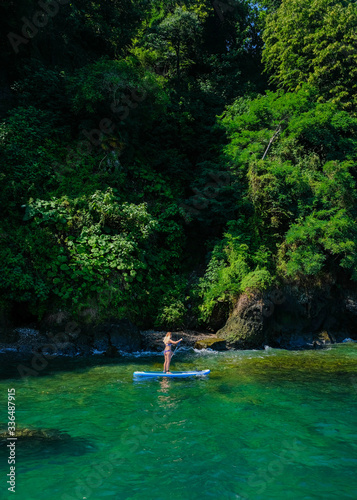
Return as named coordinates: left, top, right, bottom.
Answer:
left=164, top=332, right=172, bottom=343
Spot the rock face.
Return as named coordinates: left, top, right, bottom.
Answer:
left=0, top=311, right=142, bottom=355
left=217, top=293, right=266, bottom=349
left=94, top=319, right=141, bottom=352
left=206, top=302, right=230, bottom=331
left=2, top=286, right=356, bottom=354
left=217, top=287, right=357, bottom=349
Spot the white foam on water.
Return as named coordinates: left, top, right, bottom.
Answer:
left=14, top=327, right=39, bottom=336
left=118, top=346, right=221, bottom=358
left=92, top=349, right=106, bottom=355
left=119, top=350, right=163, bottom=358
left=193, top=348, right=219, bottom=355
left=42, top=351, right=82, bottom=357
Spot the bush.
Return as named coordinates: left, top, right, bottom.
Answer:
left=197, top=232, right=273, bottom=324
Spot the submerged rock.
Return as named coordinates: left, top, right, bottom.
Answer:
left=0, top=426, right=71, bottom=442
left=0, top=425, right=96, bottom=456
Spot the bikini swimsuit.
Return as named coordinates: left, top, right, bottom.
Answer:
left=164, top=342, right=173, bottom=354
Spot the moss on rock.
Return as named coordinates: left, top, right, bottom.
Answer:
left=194, top=338, right=227, bottom=350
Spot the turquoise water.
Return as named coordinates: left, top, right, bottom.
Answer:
left=1, top=344, right=357, bottom=500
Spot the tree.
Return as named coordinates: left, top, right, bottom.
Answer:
left=258, top=0, right=282, bottom=11
left=218, top=87, right=357, bottom=281
left=145, top=7, right=203, bottom=85
left=262, top=0, right=357, bottom=109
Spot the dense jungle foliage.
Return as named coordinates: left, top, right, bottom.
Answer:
left=1, top=0, right=357, bottom=329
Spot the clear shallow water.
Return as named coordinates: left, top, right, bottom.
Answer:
left=1, top=344, right=357, bottom=500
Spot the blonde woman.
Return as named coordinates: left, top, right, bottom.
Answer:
left=163, top=332, right=182, bottom=374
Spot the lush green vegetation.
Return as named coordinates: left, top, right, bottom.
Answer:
left=1, top=0, right=356, bottom=329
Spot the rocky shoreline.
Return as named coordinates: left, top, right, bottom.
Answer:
left=0, top=326, right=228, bottom=357
left=0, top=324, right=353, bottom=359
left=140, top=330, right=228, bottom=352
left=1, top=285, right=356, bottom=357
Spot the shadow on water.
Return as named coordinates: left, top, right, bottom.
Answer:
left=0, top=351, right=159, bottom=381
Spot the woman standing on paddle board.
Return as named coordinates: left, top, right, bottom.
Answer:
left=163, top=332, right=182, bottom=374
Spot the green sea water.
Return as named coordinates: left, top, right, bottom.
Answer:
left=1, top=344, right=357, bottom=500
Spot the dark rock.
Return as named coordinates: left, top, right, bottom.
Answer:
left=15, top=328, right=48, bottom=354
left=94, top=319, right=141, bottom=352
left=93, top=331, right=110, bottom=353
left=40, top=311, right=141, bottom=353
left=69, top=333, right=92, bottom=356
left=104, top=345, right=119, bottom=357
left=1, top=303, right=143, bottom=355
left=39, top=310, right=72, bottom=335
left=207, top=301, right=231, bottom=331
left=140, top=330, right=167, bottom=352
left=217, top=286, right=357, bottom=349
left=217, top=293, right=265, bottom=349
left=0, top=305, right=15, bottom=342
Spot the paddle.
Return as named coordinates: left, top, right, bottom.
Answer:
left=171, top=339, right=182, bottom=358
